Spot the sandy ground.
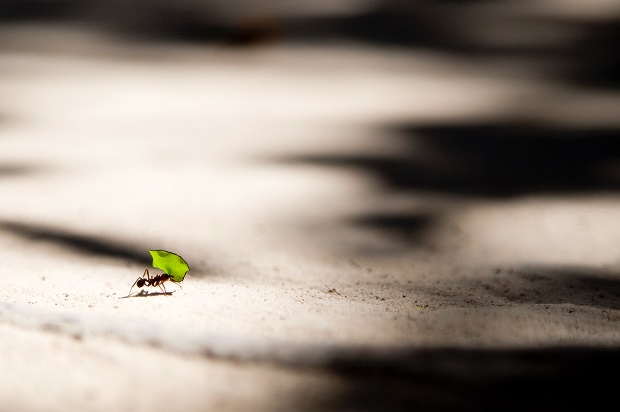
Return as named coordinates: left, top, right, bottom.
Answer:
left=1, top=18, right=620, bottom=411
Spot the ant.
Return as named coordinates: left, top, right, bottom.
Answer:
left=126, top=269, right=182, bottom=297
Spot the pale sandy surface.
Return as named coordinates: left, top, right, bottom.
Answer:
left=1, top=19, right=620, bottom=411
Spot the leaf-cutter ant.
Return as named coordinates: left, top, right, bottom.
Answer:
left=126, top=269, right=182, bottom=297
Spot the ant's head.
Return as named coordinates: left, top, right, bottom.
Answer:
left=137, top=278, right=146, bottom=288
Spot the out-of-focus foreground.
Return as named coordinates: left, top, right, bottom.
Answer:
left=1, top=1, right=620, bottom=411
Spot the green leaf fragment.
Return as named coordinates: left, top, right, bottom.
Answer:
left=149, top=249, right=190, bottom=282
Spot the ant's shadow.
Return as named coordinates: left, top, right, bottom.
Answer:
left=119, top=290, right=176, bottom=299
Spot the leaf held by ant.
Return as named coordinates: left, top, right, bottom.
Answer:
left=150, top=249, right=190, bottom=282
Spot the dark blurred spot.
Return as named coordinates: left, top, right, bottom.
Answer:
left=0, top=164, right=41, bottom=178
left=102, top=9, right=283, bottom=46
left=163, top=16, right=282, bottom=46
left=222, top=18, right=283, bottom=47
left=350, top=213, right=435, bottom=243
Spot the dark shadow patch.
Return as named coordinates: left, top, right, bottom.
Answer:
left=417, top=266, right=620, bottom=311
left=349, top=212, right=435, bottom=243
left=278, top=123, right=620, bottom=198
left=479, top=266, right=620, bottom=310
left=0, top=220, right=150, bottom=266
left=288, top=7, right=620, bottom=90
left=0, top=0, right=83, bottom=22
left=0, top=164, right=42, bottom=178
left=155, top=15, right=283, bottom=46
left=412, top=124, right=620, bottom=196
left=286, top=5, right=577, bottom=55
left=563, top=19, right=620, bottom=89
left=302, top=346, right=620, bottom=411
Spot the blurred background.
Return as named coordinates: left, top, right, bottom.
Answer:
left=2, top=0, right=619, bottom=184
left=2, top=0, right=620, bottom=265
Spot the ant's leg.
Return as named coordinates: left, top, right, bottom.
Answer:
left=172, top=281, right=183, bottom=292
left=127, top=277, right=141, bottom=297
left=159, top=280, right=169, bottom=295
left=143, top=269, right=158, bottom=288
left=127, top=269, right=150, bottom=297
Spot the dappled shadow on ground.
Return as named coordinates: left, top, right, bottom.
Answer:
left=300, top=346, right=620, bottom=411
